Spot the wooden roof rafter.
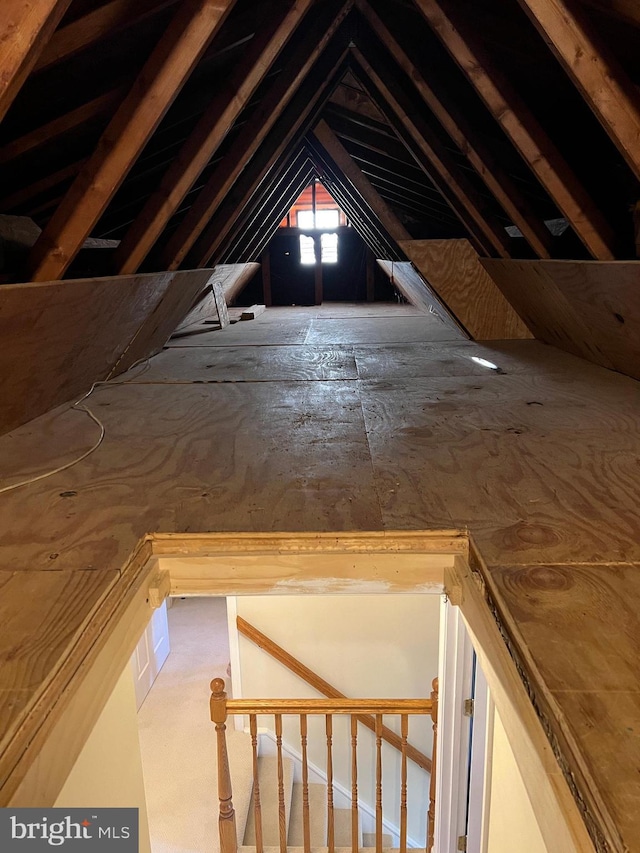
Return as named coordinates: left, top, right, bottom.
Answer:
left=27, top=0, right=239, bottom=283
left=355, top=0, right=554, bottom=259
left=0, top=0, right=74, bottom=125
left=516, top=0, right=640, bottom=183
left=161, top=2, right=355, bottom=270
left=348, top=47, right=507, bottom=258
left=186, top=48, right=353, bottom=268
left=308, top=124, right=407, bottom=259
left=413, top=0, right=617, bottom=260
left=112, top=0, right=318, bottom=275
left=224, top=148, right=318, bottom=262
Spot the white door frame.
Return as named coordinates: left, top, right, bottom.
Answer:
left=436, top=597, right=493, bottom=853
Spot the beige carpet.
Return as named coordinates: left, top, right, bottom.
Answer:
left=137, top=597, right=253, bottom=853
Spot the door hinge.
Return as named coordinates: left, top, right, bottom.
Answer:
left=464, top=698, right=474, bottom=717
left=457, top=835, right=468, bottom=851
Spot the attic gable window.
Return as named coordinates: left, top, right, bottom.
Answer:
left=297, top=208, right=340, bottom=264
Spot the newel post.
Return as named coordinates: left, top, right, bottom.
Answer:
left=211, top=678, right=237, bottom=853
left=427, top=677, right=439, bottom=853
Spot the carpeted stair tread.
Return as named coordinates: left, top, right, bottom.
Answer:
left=287, top=783, right=327, bottom=846
left=333, top=808, right=353, bottom=847
left=243, top=755, right=294, bottom=846
left=362, top=833, right=393, bottom=848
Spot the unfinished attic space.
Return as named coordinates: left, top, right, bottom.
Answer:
left=2, top=1, right=640, bottom=852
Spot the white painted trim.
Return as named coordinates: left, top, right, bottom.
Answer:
left=256, top=729, right=424, bottom=848
left=466, top=664, right=493, bottom=853
left=435, top=596, right=475, bottom=853
left=226, top=596, right=245, bottom=732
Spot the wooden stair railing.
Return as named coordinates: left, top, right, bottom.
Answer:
left=237, top=616, right=433, bottom=774
left=210, top=677, right=439, bottom=853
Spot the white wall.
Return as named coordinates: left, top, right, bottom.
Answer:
left=233, top=594, right=440, bottom=846
left=54, top=666, right=151, bottom=853
left=486, top=708, right=548, bottom=853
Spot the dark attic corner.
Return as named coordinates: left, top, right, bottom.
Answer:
left=1, top=1, right=640, bottom=852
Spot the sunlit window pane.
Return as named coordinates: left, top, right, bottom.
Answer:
left=321, top=233, right=338, bottom=263
left=299, top=235, right=315, bottom=264
left=297, top=210, right=315, bottom=229
left=315, top=209, right=339, bottom=229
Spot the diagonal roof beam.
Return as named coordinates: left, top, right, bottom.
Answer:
left=159, top=0, right=354, bottom=270
left=183, top=48, right=352, bottom=268
left=356, top=0, right=553, bottom=259
left=313, top=120, right=412, bottom=245
left=27, top=0, right=237, bottom=283
left=0, top=0, right=73, bottom=124
left=413, top=0, right=616, bottom=260
left=306, top=135, right=402, bottom=258
left=224, top=150, right=317, bottom=262
left=113, top=0, right=317, bottom=275
left=350, top=47, right=510, bottom=257
left=516, top=0, right=640, bottom=183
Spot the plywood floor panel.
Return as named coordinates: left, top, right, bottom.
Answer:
left=0, top=381, right=383, bottom=572
left=2, top=304, right=640, bottom=847
left=304, top=316, right=461, bottom=345
left=130, top=345, right=359, bottom=383
left=359, top=378, right=640, bottom=565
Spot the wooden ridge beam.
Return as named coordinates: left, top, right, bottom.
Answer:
left=312, top=120, right=412, bottom=244
left=159, top=0, right=353, bottom=270
left=185, top=47, right=352, bottom=268
left=516, top=0, right=640, bottom=183
left=413, top=0, right=616, bottom=260
left=27, top=0, right=237, bottom=283
left=0, top=0, right=73, bottom=124
left=35, top=0, right=179, bottom=72
left=356, top=0, right=553, bottom=259
left=351, top=46, right=511, bottom=258
left=114, top=0, right=316, bottom=275
left=0, top=88, right=127, bottom=165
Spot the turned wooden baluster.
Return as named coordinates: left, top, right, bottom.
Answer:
left=326, top=714, right=335, bottom=853
left=400, top=714, right=408, bottom=853
left=300, top=714, right=311, bottom=853
left=250, top=714, right=264, bottom=853
left=375, top=714, right=383, bottom=853
left=350, top=715, right=358, bottom=853
left=275, top=714, right=287, bottom=853
left=210, top=679, right=237, bottom=853
left=427, top=678, right=439, bottom=853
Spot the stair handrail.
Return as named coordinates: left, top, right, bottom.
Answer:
left=210, top=677, right=439, bottom=853
left=237, top=615, right=433, bottom=773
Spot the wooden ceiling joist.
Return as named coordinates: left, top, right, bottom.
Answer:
left=34, top=0, right=179, bottom=73
left=113, top=0, right=317, bottom=275
left=0, top=0, right=73, bottom=125
left=413, top=0, right=617, bottom=260
left=159, top=1, right=353, bottom=270
left=27, top=0, right=238, bottom=283
left=356, top=0, right=553, bottom=259
left=351, top=47, right=511, bottom=258
left=516, top=0, right=640, bottom=183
